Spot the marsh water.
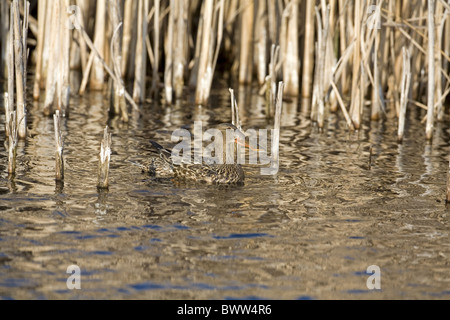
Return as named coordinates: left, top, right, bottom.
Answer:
left=0, top=79, right=449, bottom=300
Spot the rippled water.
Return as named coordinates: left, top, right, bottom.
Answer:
left=0, top=81, right=449, bottom=300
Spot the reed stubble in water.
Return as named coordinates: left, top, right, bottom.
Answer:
left=98, top=126, right=112, bottom=189
left=398, top=47, right=412, bottom=143
left=53, top=110, right=64, bottom=181
left=7, top=110, right=18, bottom=175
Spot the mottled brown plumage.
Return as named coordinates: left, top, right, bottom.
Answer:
left=146, top=123, right=246, bottom=184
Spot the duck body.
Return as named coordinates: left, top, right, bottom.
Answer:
left=147, top=138, right=245, bottom=185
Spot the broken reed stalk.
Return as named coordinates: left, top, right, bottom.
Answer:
left=398, top=47, right=411, bottom=143
left=53, top=110, right=64, bottom=181
left=98, top=126, right=112, bottom=189
left=7, top=111, right=18, bottom=175
left=271, top=81, right=284, bottom=172
left=426, top=0, right=436, bottom=141
left=263, top=44, right=279, bottom=117
left=228, top=88, right=241, bottom=130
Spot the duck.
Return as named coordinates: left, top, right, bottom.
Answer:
left=145, top=123, right=249, bottom=184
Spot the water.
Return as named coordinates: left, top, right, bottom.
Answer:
left=0, top=82, right=449, bottom=300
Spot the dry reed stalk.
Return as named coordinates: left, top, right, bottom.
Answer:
left=326, top=0, right=338, bottom=113
left=238, top=0, right=254, bottom=85
left=74, top=18, right=140, bottom=112
left=53, top=110, right=64, bottom=181
left=164, top=0, right=174, bottom=104
left=133, top=0, right=149, bottom=103
left=223, top=0, right=237, bottom=55
left=12, top=0, right=28, bottom=139
left=0, top=0, right=9, bottom=77
left=59, top=0, right=70, bottom=114
left=108, top=0, right=128, bottom=121
left=283, top=0, right=300, bottom=97
left=189, top=0, right=204, bottom=89
left=151, top=0, right=160, bottom=96
left=229, top=88, right=241, bottom=130
left=7, top=111, right=18, bottom=175
left=436, top=2, right=449, bottom=121
left=398, top=47, right=412, bottom=143
left=337, top=0, right=349, bottom=94
left=315, top=5, right=330, bottom=128
left=75, top=0, right=90, bottom=75
left=262, top=81, right=283, bottom=176
left=90, top=0, right=106, bottom=91
left=39, top=0, right=52, bottom=90
left=195, top=0, right=224, bottom=105
left=121, top=0, right=135, bottom=77
left=4, top=93, right=10, bottom=137
left=79, top=51, right=95, bottom=95
left=33, top=0, right=46, bottom=100
left=173, top=0, right=188, bottom=100
left=272, top=82, right=283, bottom=169
left=7, top=6, right=14, bottom=136
left=255, top=0, right=268, bottom=86
left=264, top=44, right=280, bottom=117
left=409, top=1, right=426, bottom=101
left=330, top=80, right=355, bottom=131
left=445, top=4, right=450, bottom=94
left=371, top=1, right=382, bottom=121
left=426, top=0, right=436, bottom=141
left=349, top=0, right=362, bottom=129
left=98, top=126, right=112, bottom=189
left=43, top=0, right=59, bottom=115
left=267, top=0, right=277, bottom=45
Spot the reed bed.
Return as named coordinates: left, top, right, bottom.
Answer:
left=1, top=0, right=450, bottom=149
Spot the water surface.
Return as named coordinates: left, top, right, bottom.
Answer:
left=0, top=82, right=449, bottom=300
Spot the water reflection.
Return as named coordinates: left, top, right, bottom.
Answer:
left=0, top=83, right=449, bottom=299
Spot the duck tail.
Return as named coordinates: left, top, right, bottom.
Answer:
left=149, top=140, right=173, bottom=164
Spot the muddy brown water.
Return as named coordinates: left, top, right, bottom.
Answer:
left=0, top=81, right=449, bottom=300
